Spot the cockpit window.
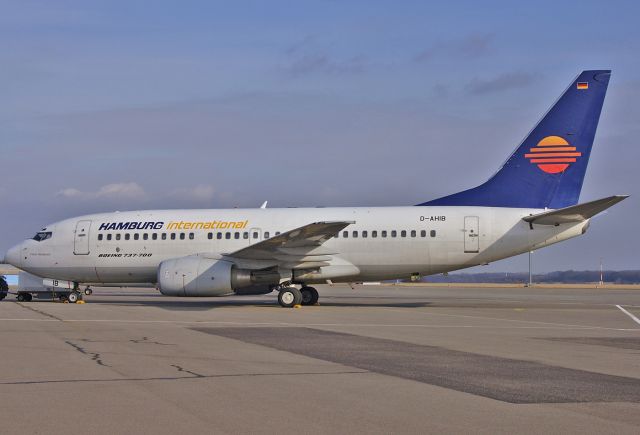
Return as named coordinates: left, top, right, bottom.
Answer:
left=33, top=232, right=53, bottom=242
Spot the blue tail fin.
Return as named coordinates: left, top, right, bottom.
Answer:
left=418, top=70, right=611, bottom=209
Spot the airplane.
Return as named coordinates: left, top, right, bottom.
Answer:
left=3, top=70, right=627, bottom=307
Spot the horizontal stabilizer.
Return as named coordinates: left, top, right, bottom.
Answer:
left=523, top=195, right=628, bottom=226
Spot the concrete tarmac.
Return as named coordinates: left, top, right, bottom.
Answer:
left=1, top=284, right=639, bottom=434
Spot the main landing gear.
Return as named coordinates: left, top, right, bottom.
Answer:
left=276, top=285, right=319, bottom=308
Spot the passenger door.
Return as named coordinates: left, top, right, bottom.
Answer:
left=464, top=216, right=479, bottom=253
left=74, top=220, right=92, bottom=255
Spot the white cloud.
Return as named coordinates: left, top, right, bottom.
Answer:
left=56, top=182, right=147, bottom=200
left=168, top=184, right=216, bottom=203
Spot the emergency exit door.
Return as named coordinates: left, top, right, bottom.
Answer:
left=464, top=216, right=479, bottom=253
left=74, top=220, right=92, bottom=255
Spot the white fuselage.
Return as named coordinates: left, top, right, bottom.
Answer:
left=7, top=206, right=588, bottom=286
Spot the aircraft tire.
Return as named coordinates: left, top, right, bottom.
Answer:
left=278, top=287, right=302, bottom=308
left=84, top=288, right=93, bottom=296
left=300, top=287, right=319, bottom=305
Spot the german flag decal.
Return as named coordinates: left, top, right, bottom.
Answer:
left=577, top=82, right=589, bottom=90
left=524, top=136, right=582, bottom=174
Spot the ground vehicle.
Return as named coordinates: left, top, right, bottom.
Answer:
left=0, top=276, right=8, bottom=300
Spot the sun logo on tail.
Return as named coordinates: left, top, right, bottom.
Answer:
left=524, top=136, right=582, bottom=174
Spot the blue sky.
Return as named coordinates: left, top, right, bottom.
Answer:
left=1, top=0, right=638, bottom=272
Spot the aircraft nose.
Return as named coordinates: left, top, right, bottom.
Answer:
left=5, top=244, right=22, bottom=268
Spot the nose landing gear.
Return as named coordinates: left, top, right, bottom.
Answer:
left=65, top=283, right=85, bottom=304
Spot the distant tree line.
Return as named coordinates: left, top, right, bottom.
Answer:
left=422, top=270, right=640, bottom=284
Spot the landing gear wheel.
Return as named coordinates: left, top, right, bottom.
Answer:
left=67, top=292, right=79, bottom=303
left=278, top=287, right=302, bottom=308
left=300, top=287, right=319, bottom=305
left=17, top=293, right=26, bottom=302
left=84, top=288, right=93, bottom=296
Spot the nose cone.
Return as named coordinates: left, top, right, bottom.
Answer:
left=5, top=244, right=22, bottom=267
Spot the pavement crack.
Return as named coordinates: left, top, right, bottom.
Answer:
left=130, top=336, right=175, bottom=346
left=170, top=364, right=205, bottom=378
left=16, top=303, right=64, bottom=321
left=65, top=340, right=110, bottom=367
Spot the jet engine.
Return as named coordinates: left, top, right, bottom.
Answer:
left=157, top=255, right=278, bottom=297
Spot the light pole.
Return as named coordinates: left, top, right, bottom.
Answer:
left=528, top=250, right=533, bottom=287
left=599, top=258, right=604, bottom=286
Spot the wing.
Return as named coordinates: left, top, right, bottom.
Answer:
left=220, top=221, right=354, bottom=270
left=523, top=195, right=628, bottom=226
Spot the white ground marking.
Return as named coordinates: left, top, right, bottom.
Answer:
left=378, top=306, right=633, bottom=330
left=615, top=305, right=640, bottom=326
left=0, top=318, right=638, bottom=331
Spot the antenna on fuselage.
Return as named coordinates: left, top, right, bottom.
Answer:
left=260, top=201, right=268, bottom=209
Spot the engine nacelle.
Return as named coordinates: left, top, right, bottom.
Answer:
left=157, top=255, right=279, bottom=297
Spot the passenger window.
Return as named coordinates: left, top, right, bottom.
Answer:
left=243, top=232, right=249, bottom=240
left=116, top=234, right=121, bottom=240
left=207, top=233, right=213, bottom=240
left=382, top=230, right=387, bottom=238
left=264, top=231, right=270, bottom=239
left=411, top=230, right=416, bottom=237
left=143, top=233, right=148, bottom=240
left=225, top=233, right=231, bottom=239
left=252, top=232, right=258, bottom=239
left=152, top=233, right=158, bottom=240
left=234, top=232, right=240, bottom=239
left=125, top=233, right=130, bottom=240
left=430, top=230, right=436, bottom=237
left=217, top=232, right=222, bottom=240
left=343, top=231, right=348, bottom=238
left=401, top=230, right=406, bottom=238
left=372, top=230, right=377, bottom=238
left=189, top=233, right=194, bottom=240
left=98, top=234, right=103, bottom=241
left=391, top=230, right=397, bottom=238
left=362, top=230, right=368, bottom=238
left=134, top=233, right=139, bottom=240
left=352, top=231, right=358, bottom=238
left=162, top=233, right=166, bottom=240
left=421, top=230, right=426, bottom=237
left=170, top=233, right=176, bottom=240
left=275, top=232, right=281, bottom=236
left=180, top=233, right=185, bottom=240
left=107, top=234, right=112, bottom=241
